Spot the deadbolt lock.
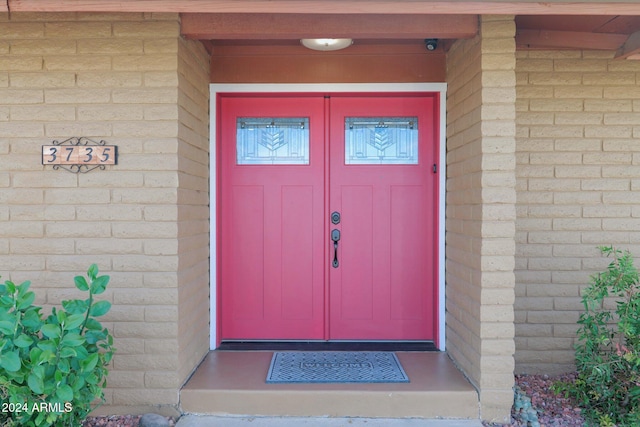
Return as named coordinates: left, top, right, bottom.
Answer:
left=331, top=211, right=341, bottom=224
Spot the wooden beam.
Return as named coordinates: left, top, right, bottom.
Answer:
left=516, top=29, right=628, bottom=50
left=181, top=13, right=478, bottom=40
left=615, top=31, right=640, bottom=59
left=7, top=0, right=640, bottom=15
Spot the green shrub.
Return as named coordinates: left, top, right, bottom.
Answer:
left=0, top=264, right=115, bottom=427
left=554, top=247, right=640, bottom=426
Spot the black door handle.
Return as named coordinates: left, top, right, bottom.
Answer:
left=331, top=229, right=340, bottom=268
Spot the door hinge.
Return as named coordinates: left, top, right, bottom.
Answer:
left=433, top=164, right=437, bottom=174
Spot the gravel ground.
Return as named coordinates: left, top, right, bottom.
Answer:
left=82, top=414, right=176, bottom=427
left=81, top=374, right=583, bottom=427
left=484, top=373, right=585, bottom=427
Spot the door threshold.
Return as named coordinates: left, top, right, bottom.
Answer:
left=217, top=341, right=438, bottom=352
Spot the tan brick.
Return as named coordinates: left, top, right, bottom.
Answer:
left=77, top=71, right=142, bottom=87
left=144, top=38, right=179, bottom=54
left=78, top=171, right=144, bottom=188
left=555, top=139, right=601, bottom=151
left=9, top=72, right=76, bottom=88
left=481, top=19, right=515, bottom=39
left=144, top=339, right=178, bottom=354
left=78, top=105, right=144, bottom=121
left=11, top=105, right=76, bottom=121
left=529, top=151, right=583, bottom=165
left=602, top=165, right=640, bottom=178
left=44, top=55, right=112, bottom=71
left=554, top=59, right=606, bottom=72
left=45, top=22, right=112, bottom=38
left=45, top=88, right=112, bottom=103
left=583, top=152, right=631, bottom=164
left=9, top=238, right=74, bottom=254
left=10, top=39, right=77, bottom=55
left=114, top=322, right=178, bottom=340
left=0, top=255, right=46, bottom=271
left=143, top=238, right=178, bottom=255
left=604, top=86, right=640, bottom=99
left=603, top=218, right=640, bottom=231
left=113, top=54, right=178, bottom=72
left=555, top=112, right=602, bottom=125
left=604, top=112, right=640, bottom=125
left=111, top=389, right=178, bottom=406
left=112, top=254, right=178, bottom=272
left=0, top=57, right=43, bottom=71
left=144, top=105, right=178, bottom=120
left=0, top=89, right=44, bottom=104
left=113, top=21, right=179, bottom=38
left=45, top=222, right=111, bottom=238
left=145, top=305, right=178, bottom=322
left=529, top=72, right=582, bottom=86
left=555, top=166, right=601, bottom=178
left=583, top=72, right=636, bottom=86
left=76, top=238, right=143, bottom=255
left=581, top=231, right=631, bottom=244
left=0, top=22, right=44, bottom=38
left=482, top=55, right=516, bottom=71
left=145, top=371, right=180, bottom=388
left=529, top=51, right=582, bottom=60
left=112, top=88, right=177, bottom=104
left=45, top=122, right=113, bottom=137
left=78, top=38, right=142, bottom=54
left=76, top=205, right=143, bottom=221
left=107, top=371, right=145, bottom=389
left=44, top=188, right=111, bottom=204
left=583, top=204, right=631, bottom=218
left=114, top=354, right=178, bottom=373
left=529, top=99, right=583, bottom=112
left=12, top=171, right=77, bottom=188
left=113, top=288, right=177, bottom=305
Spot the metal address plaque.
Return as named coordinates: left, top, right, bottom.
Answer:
left=42, top=137, right=117, bottom=173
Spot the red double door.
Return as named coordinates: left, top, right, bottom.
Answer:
left=219, top=94, right=438, bottom=342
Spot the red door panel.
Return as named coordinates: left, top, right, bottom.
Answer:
left=328, top=96, right=437, bottom=340
left=220, top=96, right=326, bottom=340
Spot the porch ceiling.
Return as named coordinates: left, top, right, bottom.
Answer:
left=3, top=1, right=640, bottom=59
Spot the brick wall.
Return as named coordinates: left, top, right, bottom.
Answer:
left=0, top=12, right=210, bottom=414
left=515, top=50, right=640, bottom=374
left=176, top=36, right=210, bottom=387
left=446, top=16, right=517, bottom=423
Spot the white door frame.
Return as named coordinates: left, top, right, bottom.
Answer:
left=209, top=83, right=447, bottom=350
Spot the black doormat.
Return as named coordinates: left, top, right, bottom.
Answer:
left=266, top=351, right=410, bottom=384
left=219, top=341, right=437, bottom=352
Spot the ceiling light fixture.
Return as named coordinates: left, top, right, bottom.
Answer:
left=300, top=38, right=353, bottom=51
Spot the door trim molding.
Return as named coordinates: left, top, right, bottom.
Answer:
left=209, top=83, right=447, bottom=350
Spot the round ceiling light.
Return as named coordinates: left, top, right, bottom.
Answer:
left=300, top=38, right=353, bottom=51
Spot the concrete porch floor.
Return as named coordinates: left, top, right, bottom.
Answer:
left=180, top=351, right=479, bottom=420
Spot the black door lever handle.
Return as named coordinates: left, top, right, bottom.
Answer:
left=331, top=229, right=340, bottom=268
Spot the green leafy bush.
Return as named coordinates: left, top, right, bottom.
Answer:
left=0, top=264, right=115, bottom=427
left=554, top=247, right=640, bottom=426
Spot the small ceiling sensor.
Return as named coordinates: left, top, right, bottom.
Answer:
left=300, top=38, right=353, bottom=51
left=425, top=39, right=438, bottom=51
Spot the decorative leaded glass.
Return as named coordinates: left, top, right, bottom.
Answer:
left=237, top=117, right=309, bottom=165
left=345, top=117, right=418, bottom=164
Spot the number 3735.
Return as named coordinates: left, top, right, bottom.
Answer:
left=42, top=145, right=117, bottom=165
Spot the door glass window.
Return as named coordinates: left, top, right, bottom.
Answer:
left=237, top=117, right=309, bottom=165
left=345, top=117, right=418, bottom=164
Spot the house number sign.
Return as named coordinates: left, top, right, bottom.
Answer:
left=42, top=137, right=117, bottom=173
